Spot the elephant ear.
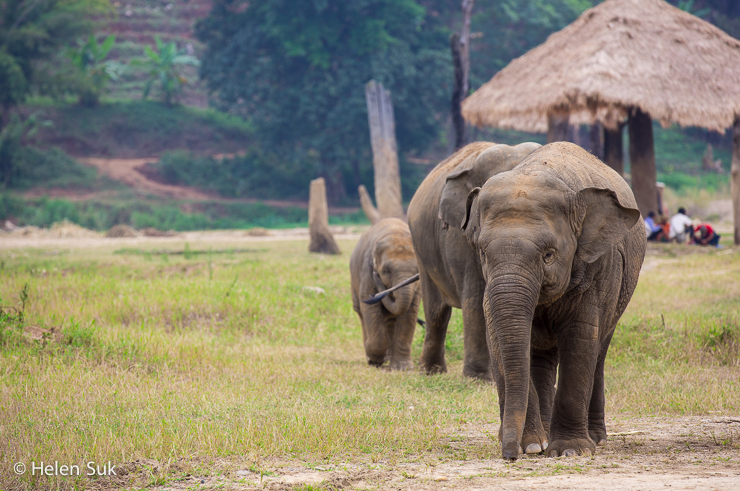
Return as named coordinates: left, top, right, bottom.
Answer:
left=461, top=187, right=482, bottom=246
left=438, top=142, right=541, bottom=228
left=438, top=167, right=474, bottom=229
left=575, top=187, right=641, bottom=263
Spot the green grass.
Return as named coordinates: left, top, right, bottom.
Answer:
left=2, top=194, right=368, bottom=231
left=0, top=238, right=738, bottom=489
left=26, top=100, right=251, bottom=158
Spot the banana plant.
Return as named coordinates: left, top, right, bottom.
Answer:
left=136, top=36, right=200, bottom=106
left=66, top=35, right=123, bottom=106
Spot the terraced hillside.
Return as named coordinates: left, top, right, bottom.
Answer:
left=100, top=0, right=212, bottom=107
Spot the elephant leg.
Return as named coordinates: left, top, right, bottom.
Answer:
left=388, top=298, right=420, bottom=371
left=589, top=330, right=615, bottom=446
left=548, top=317, right=600, bottom=458
left=522, top=348, right=557, bottom=454
left=359, top=302, right=391, bottom=367
left=461, top=297, right=492, bottom=381
left=419, top=271, right=451, bottom=374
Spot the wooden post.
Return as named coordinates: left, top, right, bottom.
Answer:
left=358, top=184, right=381, bottom=225
left=547, top=113, right=570, bottom=143
left=590, top=122, right=604, bottom=160
left=628, top=107, right=658, bottom=216
left=732, top=117, right=740, bottom=245
left=308, top=178, right=341, bottom=255
left=365, top=80, right=405, bottom=220
left=603, top=123, right=624, bottom=176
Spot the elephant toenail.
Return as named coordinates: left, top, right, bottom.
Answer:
left=597, top=438, right=607, bottom=446
left=548, top=450, right=559, bottom=458
left=583, top=448, right=592, bottom=456
left=525, top=443, right=542, bottom=454
left=542, top=441, right=548, bottom=450
left=562, top=449, right=576, bottom=457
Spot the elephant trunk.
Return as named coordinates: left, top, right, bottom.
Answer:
left=485, top=264, right=541, bottom=460
left=380, top=285, right=414, bottom=316
left=374, top=271, right=415, bottom=316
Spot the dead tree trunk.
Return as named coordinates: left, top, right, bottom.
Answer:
left=450, top=0, right=475, bottom=151
left=308, top=177, right=341, bottom=255
left=358, top=184, right=381, bottom=224
left=732, top=117, right=740, bottom=245
left=603, top=123, right=625, bottom=177
left=628, top=107, right=658, bottom=217
left=364, top=80, right=404, bottom=220
left=547, top=113, right=570, bottom=143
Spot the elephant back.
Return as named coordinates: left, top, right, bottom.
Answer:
left=409, top=141, right=541, bottom=231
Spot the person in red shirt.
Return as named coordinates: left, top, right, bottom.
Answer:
left=691, top=223, right=721, bottom=246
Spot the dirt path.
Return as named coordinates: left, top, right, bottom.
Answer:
left=63, top=157, right=360, bottom=213
left=142, top=416, right=739, bottom=490
left=78, top=157, right=215, bottom=200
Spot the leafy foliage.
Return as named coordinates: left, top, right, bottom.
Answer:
left=196, top=0, right=452, bottom=203
left=65, top=34, right=123, bottom=106
left=0, top=0, right=112, bottom=118
left=134, top=35, right=200, bottom=106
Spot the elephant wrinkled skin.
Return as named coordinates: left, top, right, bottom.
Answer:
left=350, top=218, right=421, bottom=370
left=407, top=141, right=646, bottom=460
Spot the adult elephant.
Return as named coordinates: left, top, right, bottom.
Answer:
left=407, top=141, right=646, bottom=460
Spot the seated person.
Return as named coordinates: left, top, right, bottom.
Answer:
left=644, top=211, right=666, bottom=242
left=692, top=223, right=721, bottom=247
left=669, top=207, right=693, bottom=244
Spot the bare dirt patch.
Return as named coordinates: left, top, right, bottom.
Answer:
left=78, top=157, right=215, bottom=200
left=122, top=416, right=740, bottom=490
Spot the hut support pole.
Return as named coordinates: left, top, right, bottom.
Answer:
left=732, top=116, right=740, bottom=245
left=603, top=123, right=624, bottom=176
left=628, top=108, right=657, bottom=216
left=547, top=113, right=570, bottom=143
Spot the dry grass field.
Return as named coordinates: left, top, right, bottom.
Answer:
left=0, top=232, right=738, bottom=490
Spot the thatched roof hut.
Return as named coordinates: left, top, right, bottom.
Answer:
left=461, top=0, right=740, bottom=239
left=462, top=0, right=740, bottom=132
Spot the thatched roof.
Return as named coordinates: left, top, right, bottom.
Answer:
left=462, top=0, right=740, bottom=133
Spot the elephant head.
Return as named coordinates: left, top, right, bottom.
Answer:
left=371, top=232, right=419, bottom=317
left=438, top=142, right=541, bottom=230
left=453, top=143, right=640, bottom=459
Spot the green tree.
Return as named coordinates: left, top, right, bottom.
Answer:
left=136, top=35, right=200, bottom=106
left=196, top=0, right=452, bottom=203
left=0, top=0, right=112, bottom=124
left=66, top=34, right=122, bottom=107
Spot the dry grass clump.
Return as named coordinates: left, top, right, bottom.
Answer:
left=105, top=224, right=140, bottom=238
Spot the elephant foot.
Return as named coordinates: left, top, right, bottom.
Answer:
left=419, top=356, right=447, bottom=375
left=462, top=365, right=493, bottom=382
left=389, top=359, right=414, bottom=371
left=588, top=418, right=608, bottom=446
left=546, top=437, right=596, bottom=458
left=522, top=427, right=548, bottom=455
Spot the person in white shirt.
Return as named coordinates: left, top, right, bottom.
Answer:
left=669, top=207, right=693, bottom=243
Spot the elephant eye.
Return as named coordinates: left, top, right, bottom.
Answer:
left=543, top=249, right=557, bottom=265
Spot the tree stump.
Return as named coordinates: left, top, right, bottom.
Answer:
left=308, top=178, right=341, bottom=255
left=364, top=80, right=405, bottom=220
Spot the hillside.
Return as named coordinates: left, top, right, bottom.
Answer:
left=101, top=0, right=212, bottom=107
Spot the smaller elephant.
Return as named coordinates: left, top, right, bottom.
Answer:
left=350, top=218, right=421, bottom=370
